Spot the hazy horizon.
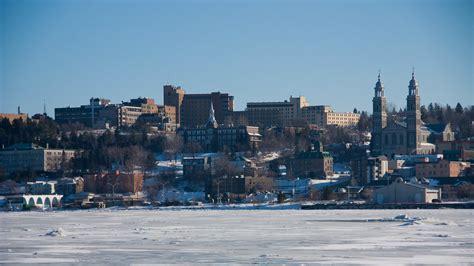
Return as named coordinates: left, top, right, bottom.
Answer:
left=1, top=0, right=472, bottom=116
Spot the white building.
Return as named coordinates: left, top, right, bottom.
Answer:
left=374, top=178, right=441, bottom=204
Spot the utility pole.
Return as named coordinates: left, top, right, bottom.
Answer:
left=157, top=181, right=169, bottom=203
left=213, top=179, right=224, bottom=205
left=107, top=181, right=120, bottom=206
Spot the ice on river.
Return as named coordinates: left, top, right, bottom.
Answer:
left=0, top=209, right=473, bottom=264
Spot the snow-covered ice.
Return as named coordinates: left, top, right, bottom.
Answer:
left=0, top=209, right=473, bottom=264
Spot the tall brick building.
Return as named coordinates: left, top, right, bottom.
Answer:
left=163, top=85, right=185, bottom=124
left=164, top=85, right=234, bottom=127
left=180, top=92, right=234, bottom=128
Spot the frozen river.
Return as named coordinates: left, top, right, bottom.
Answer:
left=1, top=208, right=473, bottom=264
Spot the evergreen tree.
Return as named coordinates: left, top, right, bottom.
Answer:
left=455, top=103, right=463, bottom=114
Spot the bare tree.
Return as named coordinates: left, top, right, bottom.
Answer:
left=164, top=135, right=183, bottom=162
left=212, top=154, right=240, bottom=178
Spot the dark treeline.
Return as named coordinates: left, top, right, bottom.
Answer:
left=0, top=118, right=163, bottom=175
left=420, top=103, right=473, bottom=139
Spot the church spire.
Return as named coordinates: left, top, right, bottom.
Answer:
left=206, top=102, right=218, bottom=128
left=409, top=68, right=419, bottom=96
left=374, top=70, right=384, bottom=97
left=43, top=100, right=47, bottom=116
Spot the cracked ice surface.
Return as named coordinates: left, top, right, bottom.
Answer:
left=0, top=209, right=473, bottom=264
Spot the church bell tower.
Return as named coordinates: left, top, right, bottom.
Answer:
left=406, top=69, right=421, bottom=154
left=371, top=72, right=387, bottom=155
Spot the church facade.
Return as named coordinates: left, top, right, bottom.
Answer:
left=371, top=71, right=433, bottom=157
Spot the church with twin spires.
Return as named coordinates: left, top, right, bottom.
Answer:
left=371, top=71, right=434, bottom=157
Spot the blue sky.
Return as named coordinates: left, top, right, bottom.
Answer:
left=1, top=0, right=472, bottom=115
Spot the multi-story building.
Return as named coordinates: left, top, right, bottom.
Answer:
left=56, top=177, right=84, bottom=197
left=246, top=96, right=308, bottom=127
left=178, top=104, right=261, bottom=152
left=301, top=105, right=331, bottom=126
left=55, top=98, right=111, bottom=127
left=157, top=105, right=177, bottom=125
left=128, top=97, right=158, bottom=114
left=83, top=171, right=143, bottom=194
left=163, top=85, right=185, bottom=124
left=247, top=97, right=358, bottom=128
left=207, top=176, right=273, bottom=199
left=415, top=159, right=471, bottom=178
left=324, top=111, right=360, bottom=127
left=0, top=109, right=28, bottom=123
left=164, top=85, right=234, bottom=127
left=180, top=92, right=234, bottom=128
left=301, top=105, right=360, bottom=127
left=367, top=155, right=389, bottom=182
left=287, top=141, right=334, bottom=179
left=0, top=143, right=76, bottom=174
left=118, top=105, right=142, bottom=128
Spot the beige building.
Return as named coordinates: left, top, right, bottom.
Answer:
left=129, top=97, right=158, bottom=114
left=246, top=96, right=308, bottom=127
left=247, top=97, right=359, bottom=128
left=0, top=112, right=28, bottom=123
left=324, top=111, right=360, bottom=127
left=301, top=105, right=331, bottom=126
left=157, top=105, right=177, bottom=125
left=0, top=143, right=76, bottom=174
left=416, top=159, right=471, bottom=178
left=302, top=105, right=360, bottom=127
left=118, top=105, right=142, bottom=128
left=374, top=178, right=441, bottom=204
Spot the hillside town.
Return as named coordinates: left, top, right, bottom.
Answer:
left=0, top=72, right=473, bottom=211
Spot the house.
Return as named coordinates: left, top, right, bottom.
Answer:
left=56, top=177, right=84, bottom=200
left=273, top=178, right=311, bottom=195
left=426, top=123, right=454, bottom=142
left=373, top=178, right=441, bottom=204
left=27, top=181, right=56, bottom=195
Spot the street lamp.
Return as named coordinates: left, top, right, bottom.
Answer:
left=213, top=179, right=224, bottom=205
